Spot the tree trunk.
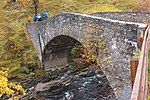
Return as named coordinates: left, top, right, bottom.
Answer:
left=11, top=0, right=16, bottom=2
left=33, top=0, right=39, bottom=16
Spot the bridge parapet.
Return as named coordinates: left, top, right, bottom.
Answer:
left=92, top=11, right=150, bottom=24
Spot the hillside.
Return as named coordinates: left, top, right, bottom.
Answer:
left=0, top=0, right=149, bottom=79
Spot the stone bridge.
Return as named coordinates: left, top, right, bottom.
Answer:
left=26, top=12, right=148, bottom=99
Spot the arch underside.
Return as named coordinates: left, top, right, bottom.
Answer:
left=43, top=35, right=81, bottom=70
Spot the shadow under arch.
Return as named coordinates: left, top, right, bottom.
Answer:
left=42, top=35, right=82, bottom=71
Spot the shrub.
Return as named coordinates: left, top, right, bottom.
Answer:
left=0, top=67, right=25, bottom=98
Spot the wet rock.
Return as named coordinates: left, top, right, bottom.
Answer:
left=78, top=69, right=96, bottom=78
left=20, top=64, right=117, bottom=100
left=1, top=94, right=10, bottom=100
left=21, top=79, right=40, bottom=89
left=45, top=82, right=63, bottom=92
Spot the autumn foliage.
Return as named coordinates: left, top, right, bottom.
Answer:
left=70, top=24, right=110, bottom=67
left=0, top=67, right=25, bottom=98
left=16, top=0, right=32, bottom=6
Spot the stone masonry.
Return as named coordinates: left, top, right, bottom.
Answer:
left=92, top=11, right=150, bottom=24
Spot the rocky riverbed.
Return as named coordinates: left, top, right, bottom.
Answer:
left=1, top=65, right=117, bottom=100
left=17, top=64, right=117, bottom=100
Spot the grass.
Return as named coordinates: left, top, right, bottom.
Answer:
left=0, top=1, right=40, bottom=79
left=37, top=0, right=141, bottom=16
left=133, top=50, right=140, bottom=59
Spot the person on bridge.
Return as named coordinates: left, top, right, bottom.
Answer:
left=33, top=15, right=38, bottom=22
left=45, top=13, right=49, bottom=20
left=40, top=12, right=49, bottom=20
left=37, top=15, right=44, bottom=21
left=33, top=12, right=49, bottom=22
left=27, top=15, right=31, bottom=23
left=40, top=13, right=45, bottom=18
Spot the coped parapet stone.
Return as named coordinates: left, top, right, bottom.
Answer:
left=26, top=12, right=147, bottom=100
left=92, top=11, right=150, bottom=24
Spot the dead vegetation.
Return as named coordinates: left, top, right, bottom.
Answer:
left=135, top=0, right=150, bottom=11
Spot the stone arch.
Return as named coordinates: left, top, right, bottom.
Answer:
left=42, top=35, right=82, bottom=70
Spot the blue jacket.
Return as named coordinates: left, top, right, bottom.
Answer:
left=33, top=15, right=38, bottom=21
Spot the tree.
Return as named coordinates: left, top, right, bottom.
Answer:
left=11, top=0, right=16, bottom=2
left=33, top=0, right=39, bottom=16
